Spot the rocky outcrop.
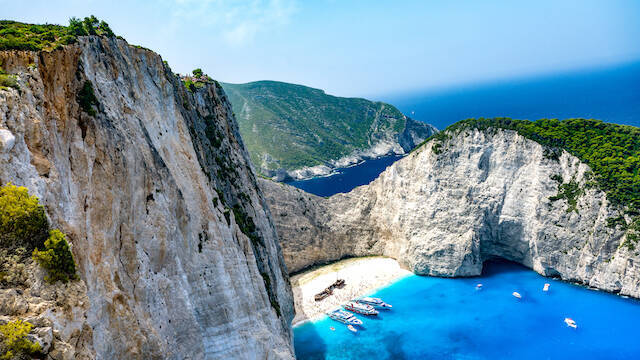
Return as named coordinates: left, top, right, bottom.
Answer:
left=261, top=129, right=640, bottom=298
left=0, top=36, right=293, bottom=359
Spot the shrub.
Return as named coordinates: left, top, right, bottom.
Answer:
left=0, top=184, right=49, bottom=252
left=0, top=320, right=41, bottom=360
left=0, top=74, right=19, bottom=91
left=77, top=80, right=99, bottom=116
left=32, top=229, right=77, bottom=284
left=192, top=68, right=203, bottom=78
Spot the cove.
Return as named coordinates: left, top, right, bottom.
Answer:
left=293, top=260, right=640, bottom=359
left=285, top=155, right=403, bottom=197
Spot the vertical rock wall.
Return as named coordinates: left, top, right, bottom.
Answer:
left=0, top=36, right=293, bottom=359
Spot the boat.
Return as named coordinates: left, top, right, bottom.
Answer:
left=564, top=318, right=577, bottom=329
left=476, top=283, right=483, bottom=290
left=543, top=283, right=550, bottom=292
left=327, top=309, right=363, bottom=325
left=347, top=325, right=358, bottom=333
left=512, top=291, right=522, bottom=299
left=356, top=297, right=392, bottom=309
left=344, top=301, right=379, bottom=316
left=314, top=289, right=331, bottom=302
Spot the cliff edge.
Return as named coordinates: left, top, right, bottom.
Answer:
left=1, top=35, right=294, bottom=359
left=262, top=124, right=640, bottom=298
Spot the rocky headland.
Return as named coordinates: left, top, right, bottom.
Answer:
left=262, top=125, right=640, bottom=298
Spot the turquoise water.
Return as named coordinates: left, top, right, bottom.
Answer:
left=293, top=260, right=640, bottom=359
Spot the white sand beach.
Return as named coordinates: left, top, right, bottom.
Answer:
left=290, top=256, right=412, bottom=326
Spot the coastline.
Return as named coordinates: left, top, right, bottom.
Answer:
left=290, top=257, right=412, bottom=326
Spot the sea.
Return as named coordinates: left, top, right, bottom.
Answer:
left=288, top=60, right=640, bottom=197
left=290, top=61, right=640, bottom=359
left=293, top=260, right=640, bottom=359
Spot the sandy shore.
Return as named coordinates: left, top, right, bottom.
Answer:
left=290, top=256, right=412, bottom=326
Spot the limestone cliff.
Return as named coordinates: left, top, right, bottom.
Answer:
left=0, top=36, right=293, bottom=359
left=262, top=128, right=640, bottom=298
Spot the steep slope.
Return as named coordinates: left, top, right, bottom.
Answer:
left=222, top=81, right=436, bottom=180
left=261, top=120, right=640, bottom=298
left=0, top=35, right=293, bottom=359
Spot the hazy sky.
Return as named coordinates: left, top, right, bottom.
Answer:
left=2, top=0, right=640, bottom=97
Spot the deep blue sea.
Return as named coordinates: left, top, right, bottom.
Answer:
left=383, top=60, right=640, bottom=131
left=289, top=61, right=640, bottom=197
left=294, top=260, right=640, bottom=360
left=285, top=155, right=403, bottom=197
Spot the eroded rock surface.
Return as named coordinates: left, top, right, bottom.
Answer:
left=1, top=36, right=293, bottom=359
left=262, top=129, right=640, bottom=298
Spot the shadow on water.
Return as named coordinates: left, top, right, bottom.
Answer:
left=293, top=322, right=327, bottom=360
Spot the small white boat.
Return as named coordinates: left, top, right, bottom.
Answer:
left=347, top=325, right=358, bottom=333
left=512, top=291, right=522, bottom=299
left=543, top=283, right=550, bottom=292
left=476, top=283, right=483, bottom=290
left=564, top=318, right=577, bottom=329
left=327, top=309, right=363, bottom=325
left=344, top=301, right=379, bottom=316
left=356, top=297, right=392, bottom=309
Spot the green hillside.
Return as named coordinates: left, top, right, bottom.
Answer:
left=222, top=81, right=435, bottom=176
left=424, top=117, right=640, bottom=248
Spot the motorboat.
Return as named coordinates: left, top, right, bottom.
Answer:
left=347, top=325, right=358, bottom=333
left=327, top=309, right=363, bottom=325
left=344, top=301, right=378, bottom=316
left=564, top=318, right=577, bottom=329
left=512, top=291, right=522, bottom=299
left=356, top=297, right=392, bottom=309
left=543, top=283, right=550, bottom=292
left=476, top=283, right=483, bottom=290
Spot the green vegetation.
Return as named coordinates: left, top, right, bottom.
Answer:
left=0, top=66, right=19, bottom=91
left=0, top=16, right=115, bottom=52
left=549, top=178, right=583, bottom=213
left=422, top=117, right=640, bottom=244
left=221, top=81, right=435, bottom=174
left=0, top=184, right=77, bottom=284
left=32, top=229, right=77, bottom=283
left=232, top=204, right=262, bottom=246
left=182, top=68, right=213, bottom=92
left=77, top=80, right=99, bottom=116
left=0, top=320, right=41, bottom=360
left=0, top=184, right=48, bottom=252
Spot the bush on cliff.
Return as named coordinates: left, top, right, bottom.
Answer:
left=0, top=319, right=41, bottom=360
left=32, top=229, right=78, bottom=284
left=0, top=184, right=48, bottom=252
left=0, top=16, right=116, bottom=52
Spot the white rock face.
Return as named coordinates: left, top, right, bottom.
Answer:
left=0, top=129, right=14, bottom=152
left=262, top=129, right=640, bottom=298
left=0, top=37, right=293, bottom=359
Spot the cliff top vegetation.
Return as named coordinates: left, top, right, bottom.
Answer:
left=421, top=117, right=640, bottom=245
left=0, top=16, right=115, bottom=51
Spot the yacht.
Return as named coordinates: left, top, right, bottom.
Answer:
left=327, top=309, right=363, bottom=325
left=356, top=297, right=392, bottom=309
left=343, top=301, right=379, bottom=316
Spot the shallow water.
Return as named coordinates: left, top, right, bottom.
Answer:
left=293, top=260, right=640, bottom=359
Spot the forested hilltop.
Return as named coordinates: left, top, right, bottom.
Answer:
left=222, top=80, right=436, bottom=179
left=423, top=117, right=640, bottom=247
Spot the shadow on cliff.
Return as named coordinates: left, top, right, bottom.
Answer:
left=293, top=323, right=327, bottom=360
